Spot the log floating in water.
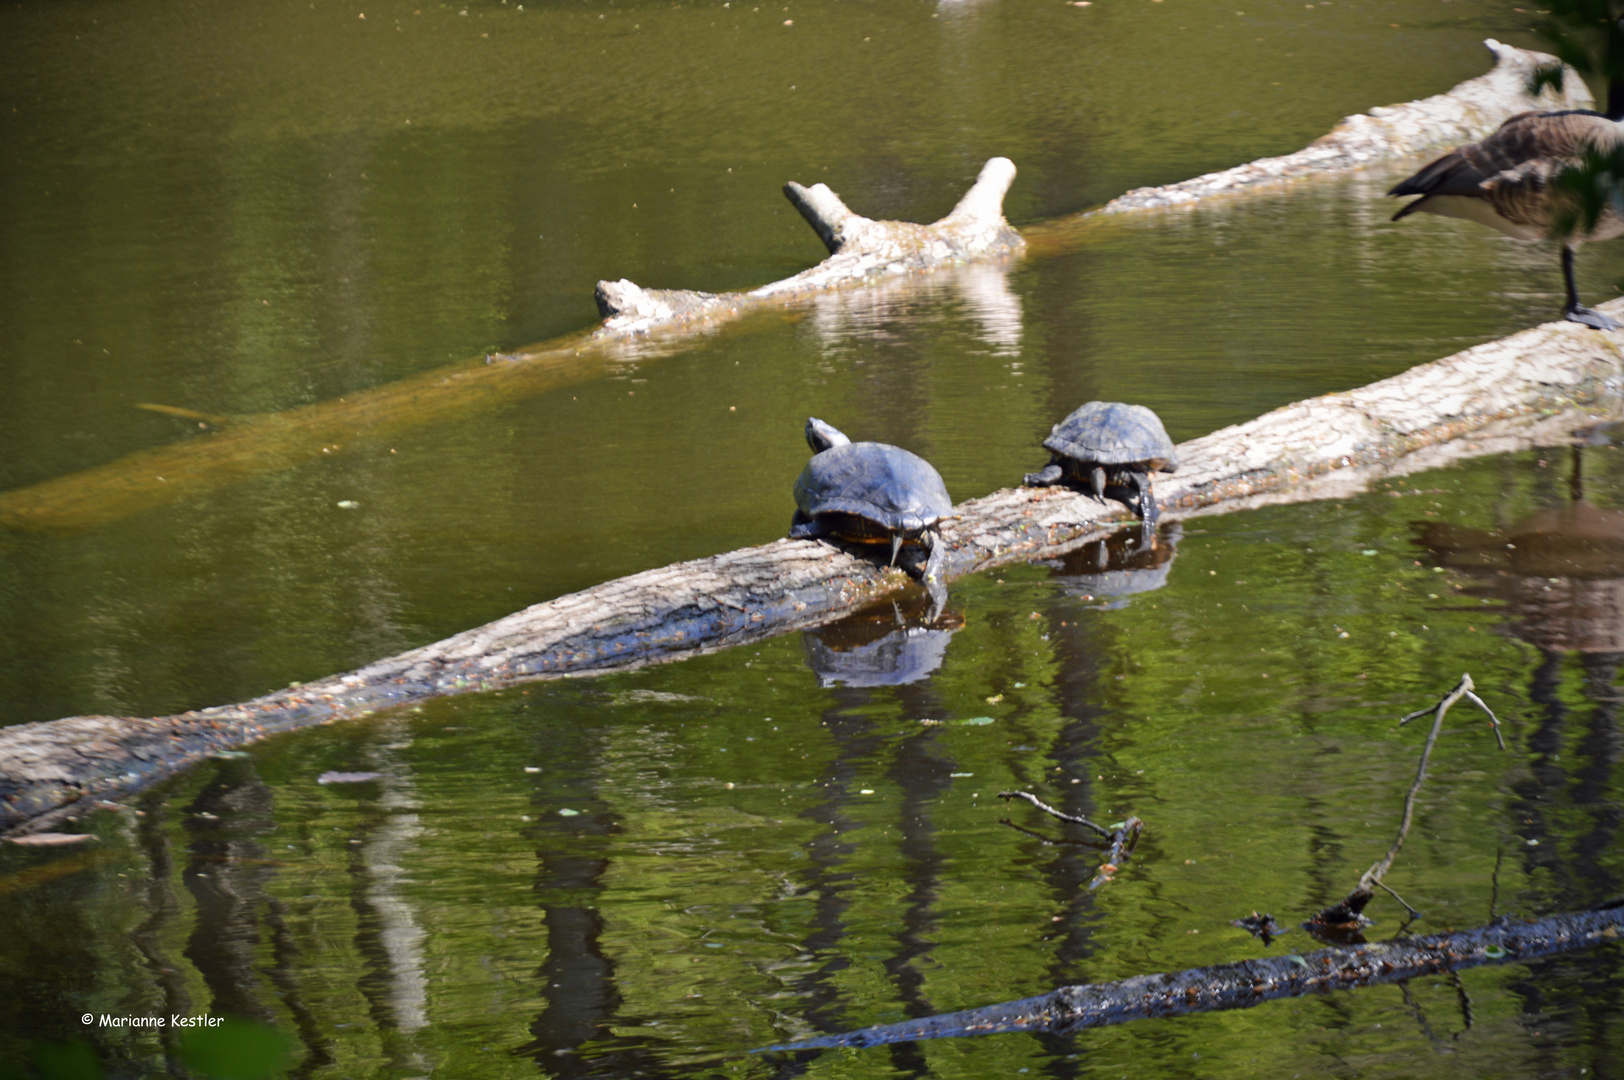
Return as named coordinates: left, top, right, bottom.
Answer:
left=0, top=38, right=1606, bottom=833
left=4, top=300, right=1624, bottom=835
left=761, top=902, right=1624, bottom=1051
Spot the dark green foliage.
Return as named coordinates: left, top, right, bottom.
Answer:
left=0, top=1043, right=100, bottom=1080
left=1551, top=140, right=1624, bottom=238
left=1530, top=0, right=1624, bottom=116
left=176, top=1020, right=292, bottom=1080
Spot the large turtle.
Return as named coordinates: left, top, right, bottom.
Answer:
left=789, top=418, right=952, bottom=585
left=1024, top=401, right=1178, bottom=525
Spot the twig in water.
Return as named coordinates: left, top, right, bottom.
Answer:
left=997, top=790, right=1113, bottom=838
left=998, top=791, right=1142, bottom=889
left=1307, top=674, right=1504, bottom=937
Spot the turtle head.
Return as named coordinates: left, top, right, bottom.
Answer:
left=805, top=417, right=852, bottom=454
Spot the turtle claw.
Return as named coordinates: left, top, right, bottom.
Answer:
left=890, top=532, right=904, bottom=567
left=1130, top=471, right=1159, bottom=527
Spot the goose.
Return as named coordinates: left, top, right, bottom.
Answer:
left=1389, top=108, right=1624, bottom=330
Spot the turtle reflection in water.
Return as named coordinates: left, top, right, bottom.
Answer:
left=803, top=593, right=966, bottom=688
left=1043, top=523, right=1182, bottom=607
left=1025, top=401, right=1178, bottom=526
left=790, top=417, right=952, bottom=594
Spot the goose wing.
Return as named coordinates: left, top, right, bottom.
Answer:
left=1390, top=111, right=1621, bottom=230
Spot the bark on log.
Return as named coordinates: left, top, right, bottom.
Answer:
left=6, top=300, right=1624, bottom=836
left=761, top=902, right=1624, bottom=1051
left=0, top=41, right=1573, bottom=536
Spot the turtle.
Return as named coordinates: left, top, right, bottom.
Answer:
left=789, top=417, right=952, bottom=585
left=1024, top=401, right=1178, bottom=526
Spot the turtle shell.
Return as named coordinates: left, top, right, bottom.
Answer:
left=794, top=442, right=952, bottom=535
left=1043, top=401, right=1178, bottom=472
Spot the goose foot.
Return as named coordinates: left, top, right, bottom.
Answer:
left=1564, top=304, right=1621, bottom=331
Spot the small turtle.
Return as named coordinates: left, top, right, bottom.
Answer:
left=1024, top=401, right=1178, bottom=525
left=789, top=418, right=952, bottom=585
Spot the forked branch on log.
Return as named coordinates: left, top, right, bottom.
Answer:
left=593, top=157, right=1024, bottom=334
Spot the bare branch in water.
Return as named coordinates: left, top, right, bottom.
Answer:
left=998, top=790, right=1142, bottom=890
left=996, top=790, right=1112, bottom=838
left=1308, top=674, right=1505, bottom=935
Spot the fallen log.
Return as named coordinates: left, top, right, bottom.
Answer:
left=0, top=40, right=1577, bottom=536
left=759, top=901, right=1624, bottom=1052
left=6, top=297, right=1624, bottom=836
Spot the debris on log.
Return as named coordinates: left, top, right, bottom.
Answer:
left=5, top=298, right=1624, bottom=836
left=592, top=157, right=1024, bottom=336
left=760, top=902, right=1624, bottom=1052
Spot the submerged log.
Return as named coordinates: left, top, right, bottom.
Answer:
left=0, top=40, right=1573, bottom=536
left=5, top=300, right=1624, bottom=835
left=761, top=902, right=1624, bottom=1051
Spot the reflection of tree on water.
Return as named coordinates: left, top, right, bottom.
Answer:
left=1412, top=448, right=1624, bottom=909
left=165, top=757, right=332, bottom=1075
left=1412, top=448, right=1624, bottom=1054
left=515, top=726, right=666, bottom=1078
left=801, top=591, right=965, bottom=688
left=782, top=671, right=953, bottom=1077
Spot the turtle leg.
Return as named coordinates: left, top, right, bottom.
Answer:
left=1091, top=465, right=1108, bottom=505
left=789, top=510, right=832, bottom=540
left=920, top=529, right=949, bottom=617
left=921, top=528, right=945, bottom=585
left=1129, top=470, right=1159, bottom=527
left=1024, top=460, right=1064, bottom=487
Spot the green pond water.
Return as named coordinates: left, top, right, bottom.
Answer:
left=4, top=0, right=1624, bottom=1076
